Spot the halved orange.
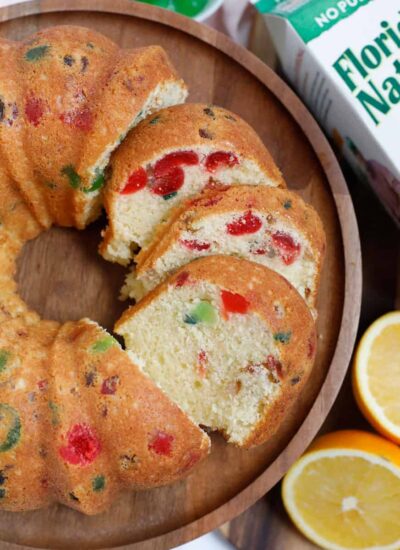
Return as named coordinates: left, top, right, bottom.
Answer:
left=282, top=430, right=400, bottom=550
left=353, top=311, right=400, bottom=443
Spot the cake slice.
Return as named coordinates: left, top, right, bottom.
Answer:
left=100, top=103, right=285, bottom=265
left=115, top=256, right=316, bottom=448
left=0, top=27, right=187, bottom=229
left=124, top=186, right=325, bottom=313
left=76, top=45, right=188, bottom=228
left=0, top=319, right=209, bottom=514
left=46, top=320, right=209, bottom=514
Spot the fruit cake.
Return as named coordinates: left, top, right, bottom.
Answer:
left=124, top=186, right=326, bottom=312
left=0, top=319, right=60, bottom=512
left=115, top=256, right=316, bottom=448
left=100, top=103, right=286, bottom=265
left=0, top=24, right=324, bottom=515
left=0, top=319, right=209, bottom=514
left=0, top=26, right=187, bottom=229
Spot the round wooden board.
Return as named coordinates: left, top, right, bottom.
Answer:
left=0, top=1, right=362, bottom=549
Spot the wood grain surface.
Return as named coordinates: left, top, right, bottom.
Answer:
left=0, top=1, right=361, bottom=548
left=225, top=17, right=400, bottom=550
left=225, top=178, right=400, bottom=548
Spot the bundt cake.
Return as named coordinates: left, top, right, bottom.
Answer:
left=0, top=26, right=187, bottom=229
left=0, top=319, right=209, bottom=514
left=100, top=103, right=286, bottom=265
left=123, top=186, right=326, bottom=312
left=115, top=256, right=316, bottom=448
left=0, top=24, right=324, bottom=515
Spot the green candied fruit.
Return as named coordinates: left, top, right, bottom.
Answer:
left=273, top=331, right=292, bottom=344
left=173, top=0, right=208, bottom=16
left=137, top=0, right=170, bottom=7
left=61, top=165, right=81, bottom=189
left=90, top=335, right=118, bottom=354
left=163, top=192, right=178, bottom=201
left=0, top=350, right=10, bottom=374
left=92, top=474, right=106, bottom=492
left=149, top=115, right=161, bottom=126
left=83, top=168, right=105, bottom=194
left=283, top=200, right=292, bottom=210
left=184, top=301, right=218, bottom=325
left=48, top=401, right=60, bottom=427
left=25, top=45, right=50, bottom=62
left=0, top=404, right=21, bottom=453
left=0, top=488, right=5, bottom=498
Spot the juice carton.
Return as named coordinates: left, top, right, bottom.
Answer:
left=253, top=0, right=400, bottom=224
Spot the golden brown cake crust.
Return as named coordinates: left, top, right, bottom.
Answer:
left=107, top=103, right=285, bottom=194
left=135, top=185, right=326, bottom=308
left=78, top=46, right=187, bottom=186
left=116, top=255, right=317, bottom=449
left=17, top=26, right=119, bottom=228
left=0, top=25, right=322, bottom=510
left=0, top=38, right=53, bottom=229
left=0, top=319, right=209, bottom=514
left=48, top=320, right=209, bottom=514
left=0, top=26, right=186, bottom=229
left=0, top=231, right=40, bottom=325
left=101, top=103, right=285, bottom=261
left=0, top=168, right=42, bottom=324
left=0, top=319, right=60, bottom=512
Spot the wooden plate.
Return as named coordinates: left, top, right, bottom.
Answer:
left=0, top=1, right=362, bottom=548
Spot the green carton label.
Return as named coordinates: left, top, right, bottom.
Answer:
left=254, top=0, right=372, bottom=42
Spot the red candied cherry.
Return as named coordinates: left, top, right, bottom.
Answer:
left=37, top=379, right=48, bottom=391
left=175, top=271, right=190, bottom=287
left=264, top=355, right=284, bottom=380
left=25, top=94, right=47, bottom=127
left=150, top=166, right=184, bottom=196
left=101, top=375, right=119, bottom=395
left=221, top=290, right=250, bottom=317
left=205, top=151, right=239, bottom=173
left=59, top=423, right=101, bottom=466
left=226, top=211, right=262, bottom=236
left=251, top=247, right=267, bottom=255
left=151, top=151, right=199, bottom=197
left=120, top=167, right=148, bottom=195
left=271, top=232, right=301, bottom=265
left=180, top=239, right=211, bottom=252
left=154, top=151, right=199, bottom=176
left=60, top=107, right=92, bottom=131
left=148, top=430, right=174, bottom=456
left=197, top=350, right=208, bottom=378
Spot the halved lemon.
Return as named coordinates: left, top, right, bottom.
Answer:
left=282, top=430, right=400, bottom=550
left=353, top=311, right=400, bottom=443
